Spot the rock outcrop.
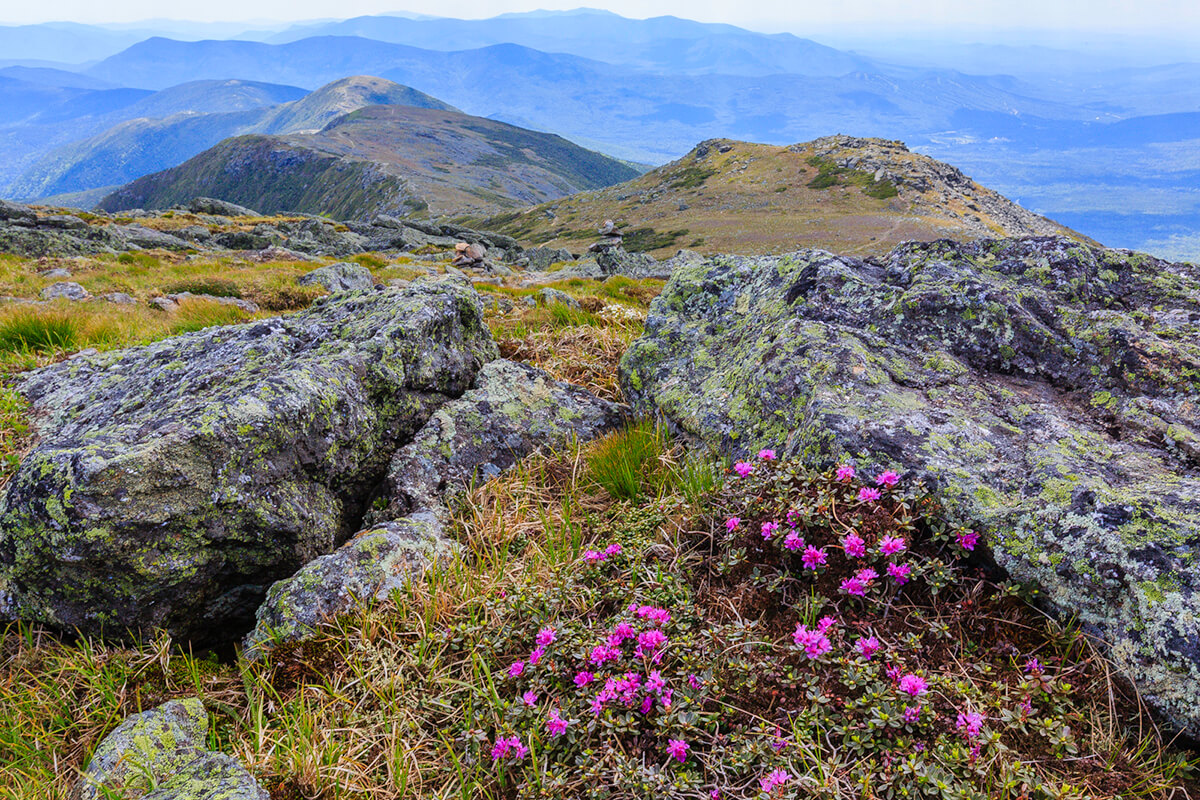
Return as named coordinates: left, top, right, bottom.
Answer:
left=77, top=698, right=267, bottom=800
left=0, top=283, right=497, bottom=642
left=296, top=262, right=376, bottom=293
left=620, top=236, right=1200, bottom=736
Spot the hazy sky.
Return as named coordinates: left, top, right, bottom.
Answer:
left=5, top=0, right=1199, bottom=35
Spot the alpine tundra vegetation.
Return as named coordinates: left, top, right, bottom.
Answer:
left=0, top=153, right=1197, bottom=799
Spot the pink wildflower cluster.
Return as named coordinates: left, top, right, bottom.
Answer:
left=887, top=562, right=912, bottom=585
left=842, top=531, right=866, bottom=558
left=666, top=738, right=689, bottom=763
left=632, top=604, right=672, bottom=626
left=758, top=448, right=777, bottom=460
left=956, top=530, right=979, bottom=551
left=840, top=567, right=878, bottom=597
left=875, top=470, right=901, bottom=487
left=783, top=531, right=803, bottom=551
left=761, top=521, right=779, bottom=540
left=546, top=708, right=570, bottom=736
left=490, top=735, right=529, bottom=762
left=956, top=710, right=984, bottom=739
left=733, top=461, right=755, bottom=477
left=836, top=464, right=856, bottom=482
left=583, top=542, right=623, bottom=563
left=898, top=673, right=928, bottom=697
left=855, top=635, right=881, bottom=660
left=858, top=487, right=882, bottom=503
left=801, top=544, right=827, bottom=570
left=593, top=668, right=674, bottom=716
left=760, top=769, right=791, bottom=793
left=793, top=616, right=836, bottom=659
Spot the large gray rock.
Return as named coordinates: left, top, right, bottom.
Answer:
left=595, top=246, right=667, bottom=278
left=78, top=698, right=266, bottom=800
left=620, top=237, right=1200, bottom=736
left=244, top=511, right=453, bottom=658
left=166, top=291, right=260, bottom=314
left=0, top=199, right=36, bottom=224
left=0, top=284, right=498, bottom=642
left=375, top=358, right=626, bottom=519
left=524, top=247, right=574, bottom=271
left=297, top=262, right=376, bottom=293
left=113, top=224, right=191, bottom=251
left=40, top=281, right=89, bottom=301
left=536, top=287, right=580, bottom=309
left=186, top=197, right=260, bottom=217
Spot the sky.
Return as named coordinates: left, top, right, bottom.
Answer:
left=3, top=0, right=1199, bottom=36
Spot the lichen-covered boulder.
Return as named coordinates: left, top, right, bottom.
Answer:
left=296, top=262, right=376, bottom=293
left=77, top=698, right=208, bottom=800
left=374, top=359, right=627, bottom=519
left=0, top=284, right=498, bottom=642
left=40, top=281, right=90, bottom=301
left=536, top=287, right=580, bottom=309
left=243, top=511, right=453, bottom=658
left=78, top=698, right=266, bottom=800
left=620, top=237, right=1200, bottom=735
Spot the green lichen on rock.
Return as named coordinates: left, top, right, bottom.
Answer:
left=76, top=698, right=269, bottom=800
left=243, top=511, right=455, bottom=658
left=619, top=236, right=1200, bottom=736
left=0, top=283, right=498, bottom=643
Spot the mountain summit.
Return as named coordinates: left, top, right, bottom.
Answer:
left=476, top=135, right=1088, bottom=257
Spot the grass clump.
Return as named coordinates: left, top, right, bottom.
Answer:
left=585, top=420, right=672, bottom=500
left=0, top=306, right=120, bottom=354
left=622, top=227, right=690, bottom=253
left=163, top=277, right=243, bottom=298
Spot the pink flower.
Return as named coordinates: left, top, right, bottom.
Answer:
left=522, top=690, right=538, bottom=706
left=856, top=636, right=881, bottom=659
left=605, top=542, right=623, bottom=556
left=1024, top=657, right=1043, bottom=675
left=840, top=577, right=867, bottom=596
left=792, top=624, right=833, bottom=658
left=583, top=549, right=606, bottom=563
left=635, top=605, right=671, bottom=626
left=887, top=562, right=912, bottom=584
left=760, top=769, right=791, bottom=793
left=645, top=670, right=667, bottom=694
left=836, top=465, right=855, bottom=482
left=761, top=521, right=779, bottom=540
left=758, top=448, right=777, bottom=460
left=801, top=545, right=827, bottom=570
left=711, top=789, right=721, bottom=800
left=490, top=735, right=529, bottom=762
left=842, top=531, right=866, bottom=558
left=590, top=695, right=605, bottom=715
left=858, top=487, right=881, bottom=503
left=956, top=710, right=984, bottom=739
left=536, top=626, right=557, bottom=646
left=687, top=673, right=702, bottom=690
left=903, top=704, right=921, bottom=723
left=898, top=673, right=928, bottom=697
left=816, top=615, right=837, bottom=633
left=733, top=461, right=755, bottom=477
left=875, top=470, right=900, bottom=487
left=546, top=709, right=569, bottom=736
left=589, top=645, right=620, bottom=665
left=508, top=661, right=525, bottom=677
left=528, top=646, right=545, bottom=666
left=636, top=629, right=668, bottom=660
left=666, top=738, right=689, bottom=763
left=878, top=535, right=906, bottom=556
left=957, top=530, right=979, bottom=551
left=783, top=532, right=803, bottom=551
left=574, top=670, right=595, bottom=686
left=609, top=621, right=636, bottom=646
left=639, top=695, right=654, bottom=714
left=725, top=516, right=741, bottom=532
left=856, top=567, right=878, bottom=584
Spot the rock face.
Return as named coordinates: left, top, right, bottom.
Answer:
left=244, top=511, right=453, bottom=657
left=0, top=283, right=497, bottom=642
left=620, top=237, right=1200, bottom=736
left=296, top=262, right=376, bottom=293
left=374, top=359, right=627, bottom=520
left=77, top=698, right=267, bottom=800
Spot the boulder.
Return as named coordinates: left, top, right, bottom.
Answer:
left=101, top=292, right=137, bottom=305
left=77, top=698, right=266, bottom=800
left=536, top=287, right=581, bottom=309
left=113, top=224, right=191, bottom=251
left=0, top=199, right=36, bottom=224
left=373, top=359, right=626, bottom=520
left=186, top=197, right=260, bottom=217
left=166, top=292, right=260, bottom=314
left=0, top=283, right=498, bottom=642
left=38, top=214, right=88, bottom=231
left=243, top=511, right=453, bottom=657
left=595, top=246, right=668, bottom=278
left=296, top=262, right=375, bottom=293
left=619, top=237, right=1200, bottom=736
left=40, top=281, right=89, bottom=301
left=524, top=247, right=574, bottom=271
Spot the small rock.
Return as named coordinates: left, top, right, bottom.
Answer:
left=101, top=292, right=137, bottom=305
left=250, top=245, right=320, bottom=263
left=166, top=292, right=260, bottom=314
left=40, top=281, right=89, bottom=301
left=41, top=268, right=72, bottom=278
left=149, top=296, right=178, bottom=311
left=296, top=262, right=375, bottom=293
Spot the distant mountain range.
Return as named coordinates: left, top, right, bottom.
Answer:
left=97, top=102, right=640, bottom=218
left=0, top=8, right=1197, bottom=259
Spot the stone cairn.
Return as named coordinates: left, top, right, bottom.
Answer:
left=588, top=219, right=624, bottom=253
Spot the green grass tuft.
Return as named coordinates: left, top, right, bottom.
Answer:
left=586, top=419, right=671, bottom=500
